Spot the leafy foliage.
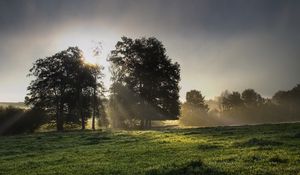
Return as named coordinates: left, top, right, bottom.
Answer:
left=180, top=90, right=213, bottom=126
left=185, top=90, right=208, bottom=111
left=0, top=106, right=47, bottom=135
left=108, top=37, right=180, bottom=128
left=25, top=47, right=106, bottom=131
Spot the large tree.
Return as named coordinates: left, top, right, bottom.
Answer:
left=25, top=47, right=105, bottom=131
left=109, top=37, right=180, bottom=129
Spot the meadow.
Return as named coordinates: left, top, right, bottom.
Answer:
left=0, top=123, right=300, bottom=175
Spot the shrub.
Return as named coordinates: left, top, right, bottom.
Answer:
left=0, top=106, right=47, bottom=135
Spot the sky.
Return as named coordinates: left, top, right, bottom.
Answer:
left=0, top=0, right=299, bottom=102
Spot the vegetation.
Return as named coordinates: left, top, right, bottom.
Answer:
left=108, top=37, right=180, bottom=129
left=180, top=85, right=300, bottom=127
left=1, top=36, right=300, bottom=175
left=0, top=123, right=299, bottom=175
left=0, top=106, right=47, bottom=135
left=180, top=90, right=211, bottom=126
left=25, top=47, right=106, bottom=131
left=1, top=2, right=299, bottom=175
left=14, top=36, right=299, bottom=132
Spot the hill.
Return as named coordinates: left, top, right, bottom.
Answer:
left=0, top=123, right=300, bottom=175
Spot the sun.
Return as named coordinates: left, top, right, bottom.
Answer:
left=82, top=55, right=97, bottom=65
left=80, top=44, right=110, bottom=68
left=81, top=46, right=98, bottom=65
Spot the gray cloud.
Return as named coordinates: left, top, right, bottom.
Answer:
left=0, top=0, right=299, bottom=101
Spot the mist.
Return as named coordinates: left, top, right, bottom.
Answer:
left=179, top=85, right=300, bottom=127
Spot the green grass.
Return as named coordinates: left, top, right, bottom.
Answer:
left=1, top=123, right=300, bottom=175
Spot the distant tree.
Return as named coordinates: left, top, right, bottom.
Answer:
left=289, top=84, right=300, bottom=104
left=186, top=90, right=209, bottom=111
left=109, top=37, right=180, bottom=129
left=25, top=47, right=105, bottom=131
left=273, top=90, right=289, bottom=105
left=274, top=84, right=300, bottom=105
left=180, top=90, right=212, bottom=126
left=220, top=91, right=244, bottom=111
left=221, top=91, right=244, bottom=110
left=217, top=90, right=230, bottom=111
left=272, top=84, right=300, bottom=119
left=241, top=89, right=264, bottom=107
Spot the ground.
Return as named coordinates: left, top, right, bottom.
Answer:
left=0, top=123, right=300, bottom=175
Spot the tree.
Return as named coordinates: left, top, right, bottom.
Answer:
left=221, top=91, right=243, bottom=110
left=109, top=37, right=180, bottom=129
left=272, top=84, right=300, bottom=119
left=241, top=89, right=264, bottom=107
left=273, top=84, right=300, bottom=105
left=273, top=90, right=289, bottom=105
left=220, top=91, right=244, bottom=111
left=25, top=47, right=105, bottom=131
left=180, top=90, right=211, bottom=126
left=185, top=90, right=208, bottom=111
left=218, top=90, right=231, bottom=111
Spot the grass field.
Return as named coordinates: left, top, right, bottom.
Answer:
left=0, top=123, right=300, bottom=175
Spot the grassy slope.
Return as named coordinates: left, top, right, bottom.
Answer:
left=0, top=123, right=300, bottom=175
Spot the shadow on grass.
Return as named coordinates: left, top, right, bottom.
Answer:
left=234, top=138, right=283, bottom=148
left=146, top=159, right=231, bottom=175
left=197, top=143, right=222, bottom=150
left=294, top=132, right=300, bottom=138
left=268, top=155, right=288, bottom=164
left=83, top=135, right=111, bottom=145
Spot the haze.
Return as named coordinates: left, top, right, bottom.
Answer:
left=0, top=0, right=299, bottom=102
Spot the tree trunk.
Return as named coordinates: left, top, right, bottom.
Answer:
left=57, top=102, right=64, bottom=131
left=145, top=120, right=148, bottom=129
left=140, top=119, right=145, bottom=130
left=56, top=113, right=62, bottom=131
left=148, top=120, right=152, bottom=129
left=78, top=88, right=85, bottom=130
left=144, top=120, right=151, bottom=129
left=92, top=115, right=95, bottom=130
left=92, top=81, right=96, bottom=130
left=81, top=113, right=85, bottom=130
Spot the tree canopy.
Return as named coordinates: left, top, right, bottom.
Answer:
left=241, top=89, right=264, bottom=107
left=185, top=90, right=208, bottom=111
left=25, top=47, right=105, bottom=131
left=179, top=90, right=211, bottom=126
left=221, top=91, right=244, bottom=110
left=108, top=37, right=180, bottom=129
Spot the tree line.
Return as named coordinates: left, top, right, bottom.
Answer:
left=0, top=36, right=299, bottom=135
left=180, top=85, right=300, bottom=126
left=0, top=36, right=180, bottom=134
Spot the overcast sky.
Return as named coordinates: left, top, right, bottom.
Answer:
left=0, top=0, right=299, bottom=102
